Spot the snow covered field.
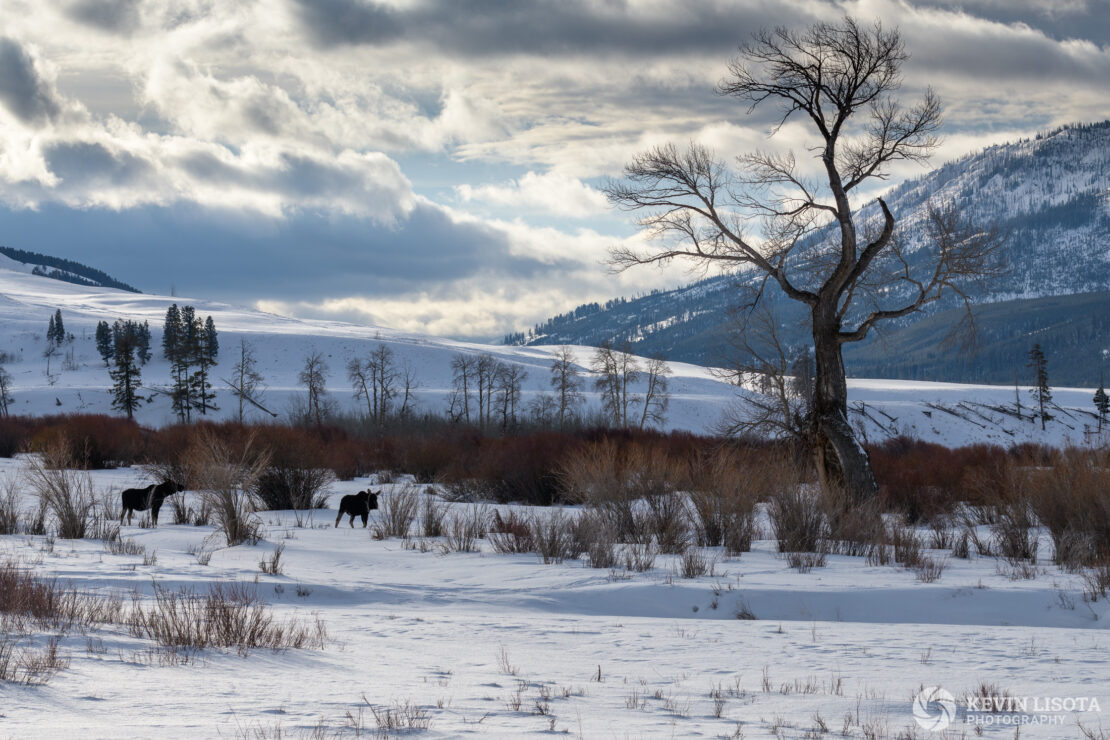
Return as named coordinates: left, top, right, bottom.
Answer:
left=3, top=262, right=1110, bottom=739
left=0, top=257, right=1101, bottom=448
left=1, top=459, right=1108, bottom=739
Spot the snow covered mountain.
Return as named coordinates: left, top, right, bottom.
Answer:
left=0, top=255, right=1102, bottom=447
left=513, top=121, right=1110, bottom=385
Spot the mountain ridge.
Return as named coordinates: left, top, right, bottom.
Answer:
left=510, top=120, right=1110, bottom=385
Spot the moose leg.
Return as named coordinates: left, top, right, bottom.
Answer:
left=360, top=512, right=368, bottom=528
left=335, top=510, right=342, bottom=527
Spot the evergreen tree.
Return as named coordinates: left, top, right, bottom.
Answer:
left=135, top=321, right=152, bottom=365
left=162, top=304, right=181, bottom=362
left=95, top=320, right=114, bottom=366
left=162, top=304, right=189, bottom=421
left=188, top=313, right=218, bottom=416
left=46, top=314, right=56, bottom=345
left=53, top=309, right=65, bottom=344
left=1094, top=380, right=1109, bottom=436
left=204, top=316, right=218, bottom=362
left=1027, top=344, right=1051, bottom=431
left=109, top=320, right=144, bottom=419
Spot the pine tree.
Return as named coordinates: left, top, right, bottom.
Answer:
left=53, top=309, right=65, bottom=344
left=109, top=320, right=144, bottom=419
left=188, top=314, right=218, bottom=416
left=1027, top=344, right=1051, bottom=431
left=204, top=316, right=218, bottom=362
left=135, top=321, right=152, bottom=365
left=163, top=304, right=191, bottom=422
left=95, top=321, right=114, bottom=366
left=46, top=314, right=56, bottom=345
left=1094, top=380, right=1109, bottom=436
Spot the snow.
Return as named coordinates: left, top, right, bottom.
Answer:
left=2, top=269, right=1110, bottom=737
left=0, top=264, right=1102, bottom=449
left=1, top=461, right=1108, bottom=738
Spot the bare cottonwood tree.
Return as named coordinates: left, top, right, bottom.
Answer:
left=605, top=18, right=1005, bottom=500
left=715, top=303, right=813, bottom=441
left=0, top=365, right=12, bottom=417
left=226, top=338, right=269, bottom=422
left=449, top=354, right=477, bottom=423
left=639, top=357, right=672, bottom=430
left=298, top=351, right=330, bottom=426
left=592, top=341, right=640, bottom=428
left=550, top=346, right=585, bottom=428
left=495, top=362, right=528, bottom=430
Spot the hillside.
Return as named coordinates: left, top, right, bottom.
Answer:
left=0, top=260, right=1101, bottom=447
left=513, top=121, right=1110, bottom=384
left=0, top=247, right=140, bottom=293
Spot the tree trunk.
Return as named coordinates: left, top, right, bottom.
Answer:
left=811, top=310, right=878, bottom=503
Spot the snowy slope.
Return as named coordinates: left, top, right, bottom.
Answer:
left=0, top=465, right=1107, bottom=738
left=0, top=259, right=1101, bottom=447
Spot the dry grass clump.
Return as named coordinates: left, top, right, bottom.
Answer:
left=21, top=436, right=97, bottom=539
left=531, top=509, right=580, bottom=564
left=421, top=494, right=447, bottom=538
left=488, top=510, right=534, bottom=554
left=769, top=487, right=828, bottom=554
left=0, top=559, right=126, bottom=633
left=559, top=439, right=684, bottom=542
left=127, top=582, right=327, bottom=657
left=373, top=483, right=421, bottom=539
left=0, top=634, right=69, bottom=685
left=186, top=429, right=270, bottom=547
left=0, top=476, right=22, bottom=535
left=441, top=505, right=488, bottom=553
left=1024, top=449, right=1110, bottom=568
left=687, top=448, right=784, bottom=554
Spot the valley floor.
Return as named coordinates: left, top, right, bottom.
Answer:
left=1, top=461, right=1108, bottom=739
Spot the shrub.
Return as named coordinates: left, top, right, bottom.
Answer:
left=127, top=582, right=327, bottom=656
left=374, top=484, right=420, bottom=539
left=871, top=437, right=1009, bottom=521
left=1026, top=450, right=1110, bottom=568
left=421, top=495, right=447, bottom=538
left=250, top=426, right=335, bottom=510
left=768, top=487, right=828, bottom=553
left=680, top=548, right=713, bottom=578
left=488, top=509, right=534, bottom=554
left=532, top=509, right=577, bottom=564
left=22, top=436, right=97, bottom=539
left=29, top=415, right=146, bottom=469
left=0, top=477, right=20, bottom=535
left=992, top=497, right=1039, bottom=564
left=560, top=439, right=684, bottom=542
left=442, top=505, right=488, bottom=553
left=623, top=542, right=656, bottom=572
left=687, top=449, right=762, bottom=552
left=186, top=430, right=269, bottom=547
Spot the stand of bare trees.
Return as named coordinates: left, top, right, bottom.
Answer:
left=604, top=18, right=1005, bottom=500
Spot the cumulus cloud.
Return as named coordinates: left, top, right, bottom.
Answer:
left=455, top=171, right=609, bottom=218
left=0, top=38, right=63, bottom=125
left=0, top=0, right=1105, bottom=337
left=67, top=0, right=142, bottom=34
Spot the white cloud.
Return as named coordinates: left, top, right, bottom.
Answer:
left=455, top=171, right=609, bottom=218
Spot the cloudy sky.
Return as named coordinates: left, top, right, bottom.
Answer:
left=0, top=0, right=1107, bottom=339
